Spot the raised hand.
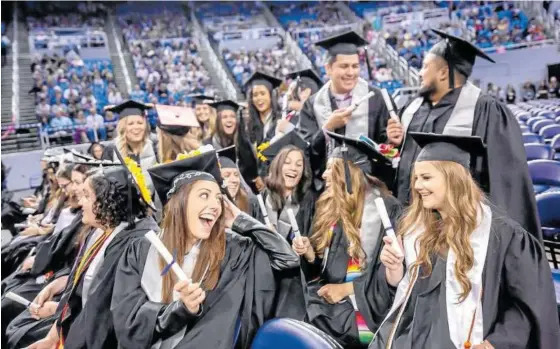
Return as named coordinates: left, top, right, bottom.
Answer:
left=174, top=280, right=205, bottom=315
left=380, top=235, right=405, bottom=287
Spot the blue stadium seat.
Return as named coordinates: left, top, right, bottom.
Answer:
left=519, top=125, right=530, bottom=133
left=522, top=133, right=542, bottom=144
left=538, top=111, right=556, bottom=119
left=540, top=125, right=560, bottom=142
left=551, top=135, right=560, bottom=161
left=536, top=190, right=560, bottom=240
left=527, top=117, right=547, bottom=129
left=528, top=160, right=560, bottom=194
left=531, top=119, right=554, bottom=134
left=251, top=319, right=342, bottom=349
left=525, top=144, right=552, bottom=161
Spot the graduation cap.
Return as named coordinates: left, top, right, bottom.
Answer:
left=243, top=71, right=282, bottom=93
left=41, top=148, right=63, bottom=161
left=105, top=100, right=153, bottom=118
left=217, top=145, right=237, bottom=169
left=209, top=100, right=241, bottom=113
left=429, top=29, right=495, bottom=88
left=286, top=69, right=323, bottom=95
left=148, top=146, right=226, bottom=206
left=191, top=95, right=216, bottom=105
left=409, top=132, right=487, bottom=169
left=156, top=104, right=199, bottom=136
left=326, top=131, right=392, bottom=194
left=258, top=130, right=309, bottom=163
left=315, top=30, right=368, bottom=57
left=72, top=159, right=121, bottom=167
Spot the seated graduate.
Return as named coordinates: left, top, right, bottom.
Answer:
left=203, top=100, right=241, bottom=150
left=369, top=133, right=560, bottom=349
left=110, top=146, right=300, bottom=349
left=28, top=154, right=160, bottom=349
left=256, top=130, right=316, bottom=242
left=291, top=132, right=402, bottom=348
left=1, top=162, right=70, bottom=279
left=190, top=95, right=217, bottom=142
left=155, top=104, right=201, bottom=163
left=217, top=145, right=259, bottom=218
left=2, top=163, right=89, bottom=349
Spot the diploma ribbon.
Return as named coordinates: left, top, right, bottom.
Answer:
left=160, top=248, right=178, bottom=277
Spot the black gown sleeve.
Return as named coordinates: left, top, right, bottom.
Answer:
left=111, top=239, right=201, bottom=349
left=236, top=114, right=259, bottom=194
left=299, top=97, right=329, bottom=192
left=231, top=212, right=299, bottom=271
left=101, top=143, right=116, bottom=161
left=485, top=229, right=560, bottom=348
left=369, top=87, right=390, bottom=144
left=475, top=96, right=542, bottom=241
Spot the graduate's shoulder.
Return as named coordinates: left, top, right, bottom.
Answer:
left=476, top=93, right=512, bottom=115
left=108, top=216, right=161, bottom=251
left=489, top=204, right=539, bottom=245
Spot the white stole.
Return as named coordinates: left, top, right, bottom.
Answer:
left=373, top=203, right=492, bottom=349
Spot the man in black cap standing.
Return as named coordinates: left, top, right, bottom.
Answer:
left=298, top=30, right=393, bottom=191
left=388, top=29, right=541, bottom=241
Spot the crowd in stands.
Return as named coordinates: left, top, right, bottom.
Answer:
left=118, top=10, right=190, bottom=41
left=25, top=2, right=106, bottom=30
left=196, top=1, right=267, bottom=36
left=30, top=52, right=116, bottom=144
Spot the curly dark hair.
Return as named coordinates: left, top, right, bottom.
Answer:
left=86, top=170, right=146, bottom=229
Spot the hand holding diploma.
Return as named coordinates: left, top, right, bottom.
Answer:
left=380, top=236, right=405, bottom=287
left=175, top=280, right=205, bottom=315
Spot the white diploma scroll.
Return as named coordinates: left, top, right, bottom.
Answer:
left=145, top=230, right=190, bottom=282
left=5, top=292, right=39, bottom=309
left=380, top=88, right=399, bottom=121
left=347, top=91, right=375, bottom=113
left=374, top=198, right=403, bottom=257
left=286, top=208, right=301, bottom=239
left=256, top=194, right=272, bottom=226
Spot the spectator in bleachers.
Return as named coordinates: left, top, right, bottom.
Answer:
left=536, top=80, right=550, bottom=99
left=49, top=110, right=73, bottom=136
left=505, top=84, right=516, bottom=104
left=549, top=76, right=560, bottom=98
left=1, top=32, right=10, bottom=67
left=104, top=110, right=118, bottom=137
left=51, top=95, right=68, bottom=116
left=108, top=85, right=124, bottom=105
left=86, top=107, right=107, bottom=141
left=36, top=99, right=51, bottom=120
left=522, top=81, right=536, bottom=101
left=80, top=89, right=97, bottom=111
left=130, top=84, right=146, bottom=102
left=72, top=110, right=88, bottom=144
left=87, top=142, right=105, bottom=160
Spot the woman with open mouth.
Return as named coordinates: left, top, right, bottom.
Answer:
left=110, top=146, right=300, bottom=349
left=291, top=132, right=402, bottom=348
left=369, top=132, right=559, bottom=349
left=244, top=71, right=282, bottom=146
left=203, top=100, right=241, bottom=150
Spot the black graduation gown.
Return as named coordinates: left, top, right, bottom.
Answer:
left=249, top=110, right=280, bottom=146
left=56, top=217, right=160, bottom=349
left=394, top=88, right=541, bottom=241
left=366, top=208, right=560, bottom=349
left=110, top=213, right=300, bottom=349
left=302, top=196, right=402, bottom=348
left=298, top=87, right=390, bottom=191
left=1, top=234, right=48, bottom=280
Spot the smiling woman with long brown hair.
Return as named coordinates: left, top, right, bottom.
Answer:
left=110, top=146, right=299, bottom=349
left=369, top=132, right=559, bottom=349
left=292, top=132, right=401, bottom=348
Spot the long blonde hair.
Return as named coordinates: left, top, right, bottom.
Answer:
left=115, top=117, right=150, bottom=157
left=310, top=158, right=387, bottom=265
left=399, top=161, right=483, bottom=302
left=156, top=128, right=200, bottom=163
left=159, top=181, right=226, bottom=303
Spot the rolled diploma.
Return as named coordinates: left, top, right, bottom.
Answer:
left=256, top=194, right=271, bottom=226
left=347, top=91, right=375, bottom=112
left=374, top=198, right=403, bottom=257
left=380, top=88, right=399, bottom=121
left=5, top=292, right=39, bottom=309
left=145, top=230, right=190, bottom=282
left=286, top=208, right=301, bottom=239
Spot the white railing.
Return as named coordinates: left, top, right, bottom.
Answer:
left=12, top=5, right=20, bottom=126
left=370, top=36, right=420, bottom=87
left=190, top=11, right=237, bottom=100
left=109, top=14, right=132, bottom=95
left=481, top=38, right=557, bottom=53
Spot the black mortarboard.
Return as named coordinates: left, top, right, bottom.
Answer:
left=72, top=159, right=121, bottom=167
left=217, top=145, right=237, bottom=169
left=105, top=100, right=153, bottom=118
left=327, top=131, right=393, bottom=194
left=42, top=148, right=63, bottom=161
left=410, top=132, right=486, bottom=169
left=244, top=71, right=283, bottom=93
left=429, top=29, right=495, bottom=88
left=259, top=130, right=309, bottom=163
left=191, top=95, right=216, bottom=105
left=315, top=30, right=368, bottom=57
left=156, top=104, right=199, bottom=136
left=209, top=100, right=241, bottom=113
left=286, top=69, right=323, bottom=95
left=148, top=146, right=226, bottom=206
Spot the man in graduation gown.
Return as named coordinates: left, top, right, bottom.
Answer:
left=387, top=29, right=541, bottom=240
left=298, top=30, right=392, bottom=191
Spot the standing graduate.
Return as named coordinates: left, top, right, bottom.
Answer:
left=155, top=104, right=200, bottom=163
left=244, top=71, right=283, bottom=146
left=292, top=132, right=402, bottom=348
left=369, top=132, right=559, bottom=349
left=216, top=145, right=259, bottom=218
left=190, top=94, right=216, bottom=141
left=27, top=155, right=160, bottom=349
left=387, top=29, right=541, bottom=240
left=256, top=130, right=316, bottom=242
left=203, top=100, right=241, bottom=150
left=110, top=146, right=300, bottom=349
left=298, top=31, right=392, bottom=191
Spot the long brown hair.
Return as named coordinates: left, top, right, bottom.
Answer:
left=211, top=109, right=238, bottom=148
left=235, top=185, right=250, bottom=214
left=157, top=128, right=200, bottom=163
left=310, top=158, right=388, bottom=265
left=159, top=181, right=226, bottom=303
left=399, top=160, right=483, bottom=302
left=264, top=146, right=311, bottom=211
